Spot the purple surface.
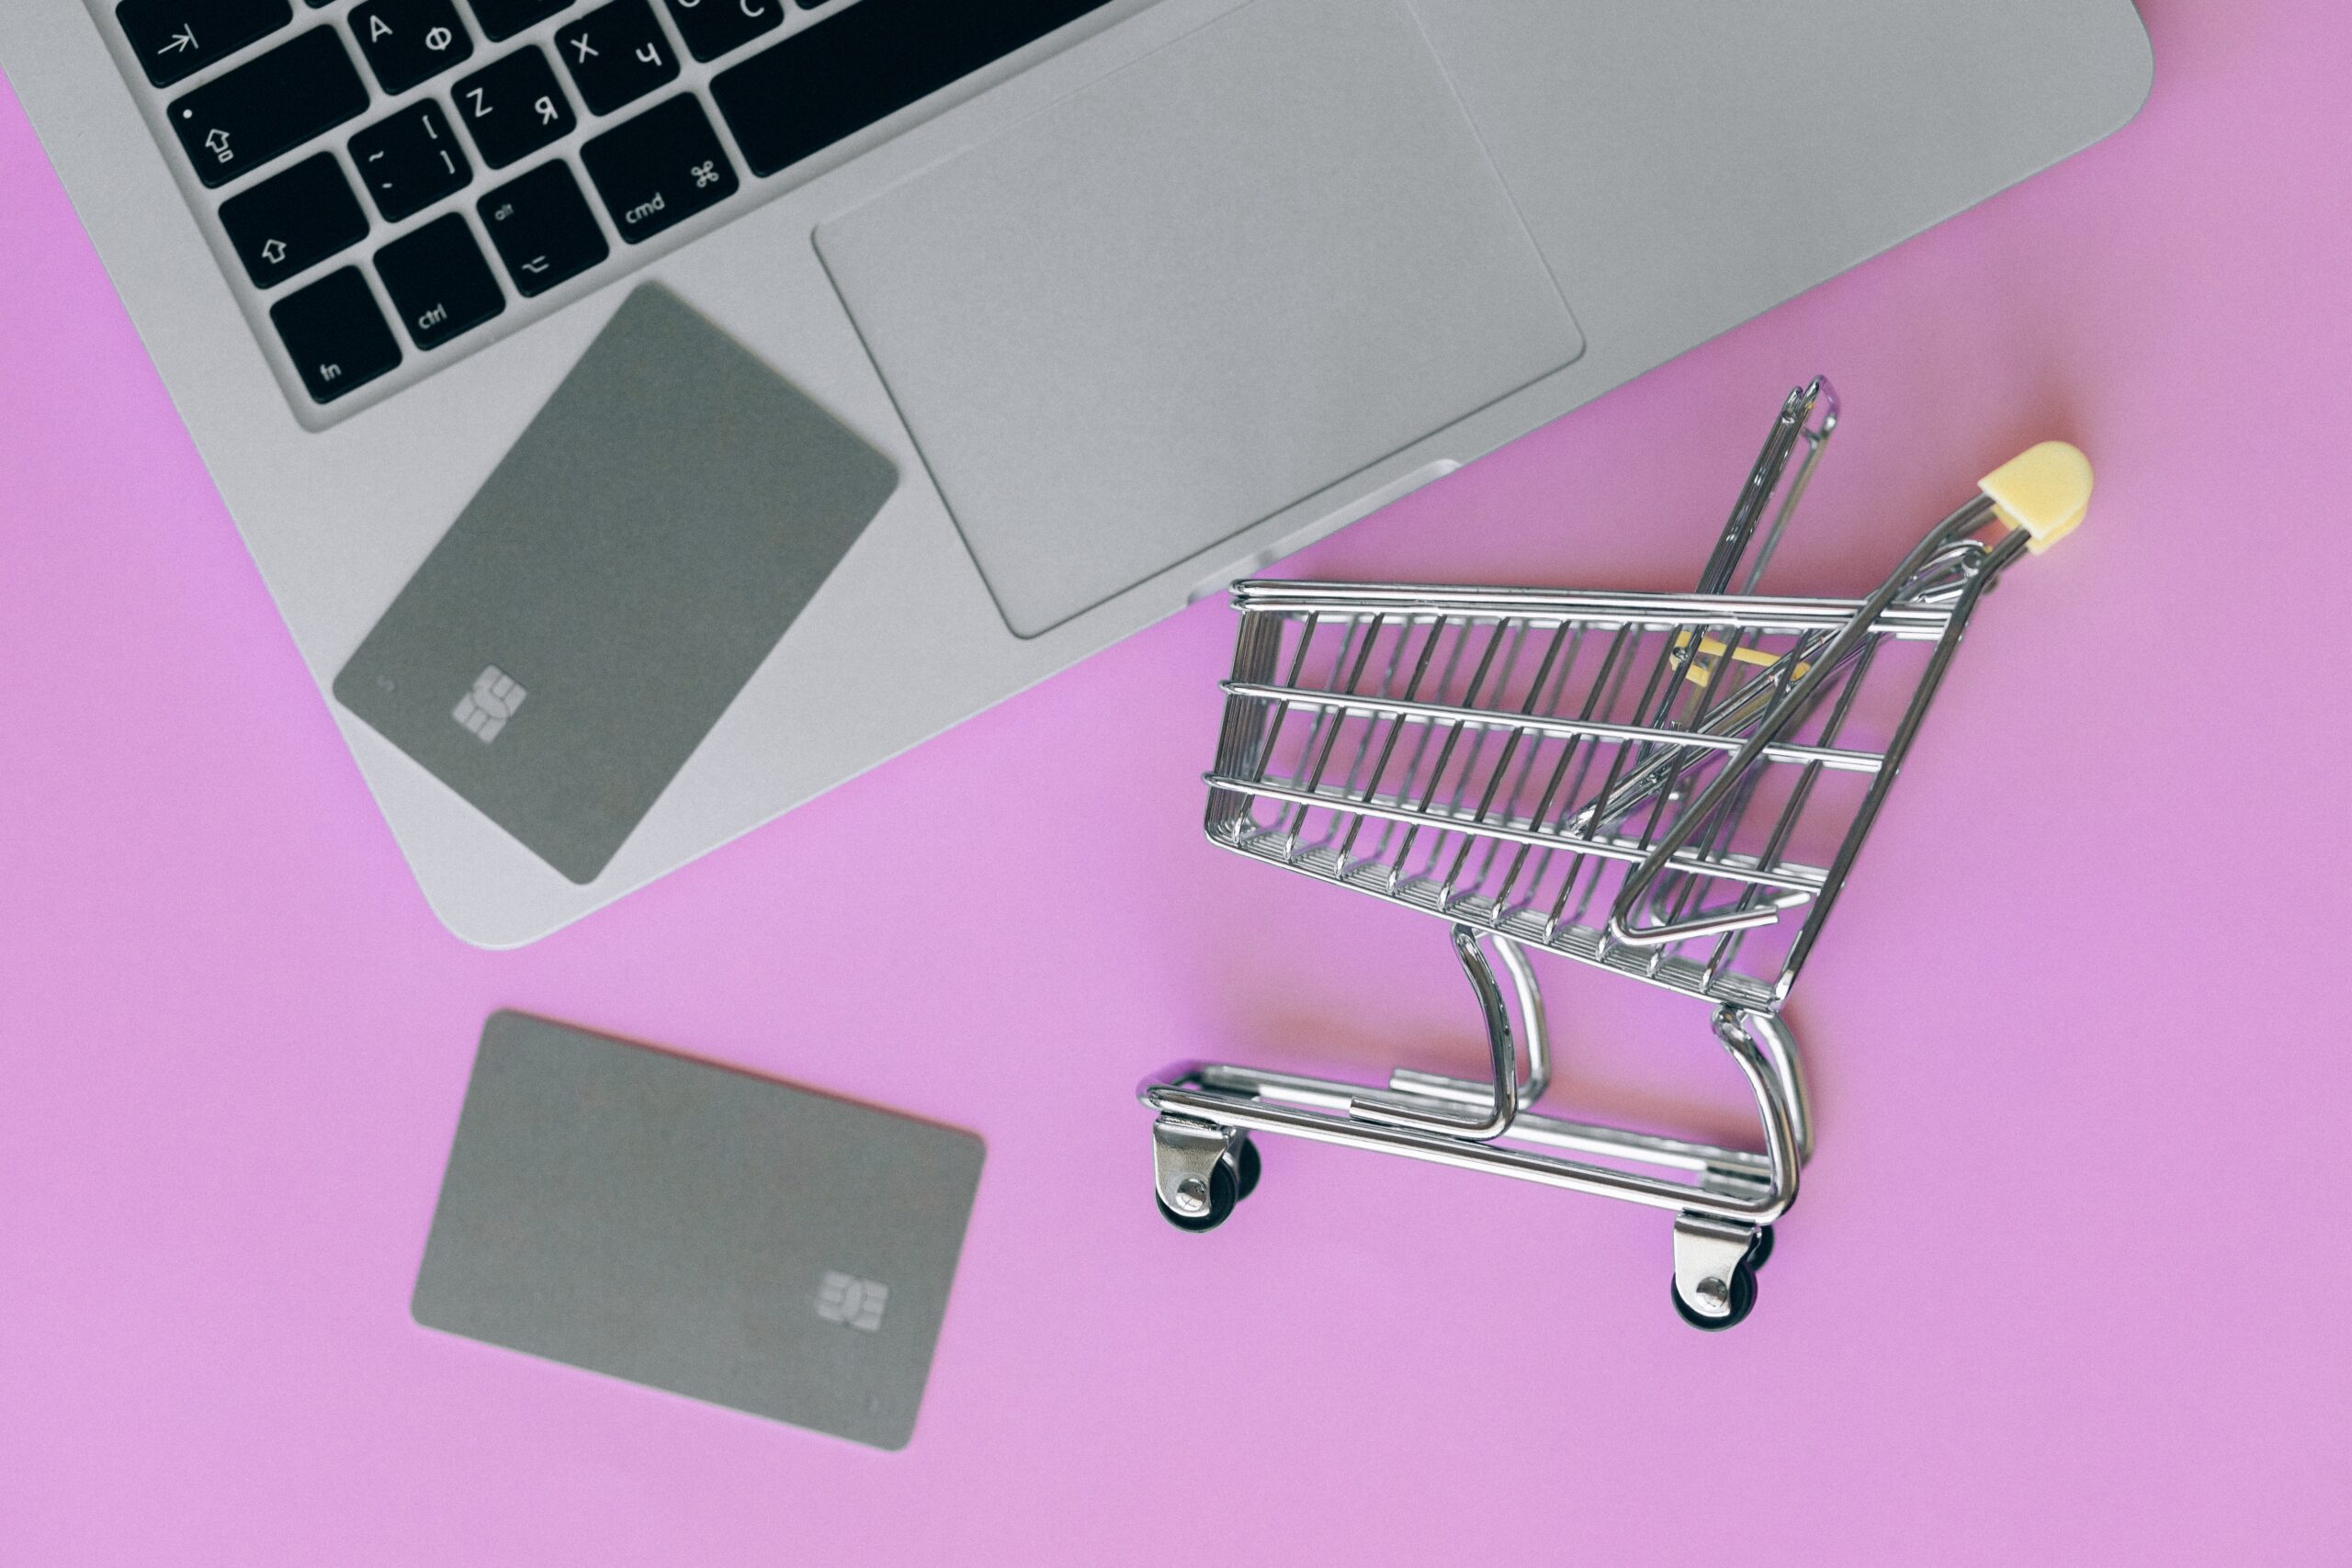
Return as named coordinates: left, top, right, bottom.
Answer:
left=4, top=3, right=2347, bottom=1561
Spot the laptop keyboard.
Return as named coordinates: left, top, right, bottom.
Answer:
left=100, top=0, right=1119, bottom=420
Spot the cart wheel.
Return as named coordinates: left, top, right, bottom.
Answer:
left=1156, top=1157, right=1238, bottom=1233
left=1746, top=1224, right=1774, bottom=1271
left=1228, top=1135, right=1262, bottom=1201
left=1670, top=1260, right=1758, bottom=1331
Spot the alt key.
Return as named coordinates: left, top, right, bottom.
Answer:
left=480, top=161, right=610, bottom=295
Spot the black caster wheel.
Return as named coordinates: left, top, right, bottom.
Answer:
left=1229, top=1135, right=1262, bottom=1201
left=1671, top=1259, right=1758, bottom=1331
left=1745, top=1224, right=1774, bottom=1271
left=1156, top=1156, right=1238, bottom=1233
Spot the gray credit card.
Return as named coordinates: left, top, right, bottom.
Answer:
left=412, top=1012, right=983, bottom=1449
left=334, top=285, right=898, bottom=884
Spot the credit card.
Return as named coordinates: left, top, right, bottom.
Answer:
left=413, top=1011, right=982, bottom=1449
left=334, top=285, right=897, bottom=883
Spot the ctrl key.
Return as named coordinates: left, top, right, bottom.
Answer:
left=376, top=213, right=507, bottom=351
left=271, top=266, right=401, bottom=404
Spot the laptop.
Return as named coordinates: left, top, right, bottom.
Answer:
left=0, top=0, right=2151, bottom=946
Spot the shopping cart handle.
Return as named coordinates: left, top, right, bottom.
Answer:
left=1980, top=441, right=2092, bottom=554
left=1606, top=888, right=1812, bottom=949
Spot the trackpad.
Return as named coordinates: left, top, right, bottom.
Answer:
left=815, top=0, right=1583, bottom=637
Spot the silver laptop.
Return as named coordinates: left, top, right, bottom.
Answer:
left=1, top=0, right=2151, bottom=945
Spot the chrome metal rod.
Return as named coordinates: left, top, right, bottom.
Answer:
left=1349, top=926, right=1521, bottom=1140
left=1218, top=682, right=1885, bottom=773
left=1713, top=1007, right=1804, bottom=1208
left=1699, top=377, right=1838, bottom=595
left=1737, top=379, right=1839, bottom=594
left=1607, top=495, right=1999, bottom=947
left=1772, top=527, right=2027, bottom=986
left=1230, top=583, right=1956, bottom=638
left=1374, top=1074, right=1771, bottom=1178
left=1196, top=1062, right=1359, bottom=1111
left=1208, top=775, right=1830, bottom=895
left=1490, top=934, right=1550, bottom=1106
left=1743, top=1010, right=1814, bottom=1164
left=1144, top=1084, right=1793, bottom=1223
left=1382, top=931, right=1552, bottom=1110
left=1143, top=999, right=1807, bottom=1221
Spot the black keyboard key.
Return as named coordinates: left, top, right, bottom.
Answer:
left=217, top=152, right=368, bottom=287
left=580, top=95, right=737, bottom=243
left=465, top=0, right=570, bottom=41
left=657, top=0, right=778, bottom=64
left=453, top=47, right=577, bottom=168
left=712, top=0, right=1113, bottom=178
left=270, top=266, right=401, bottom=401
left=348, top=0, right=475, bottom=93
left=479, top=161, right=609, bottom=294
left=350, top=101, right=473, bottom=221
left=168, top=27, right=370, bottom=187
left=117, top=0, right=291, bottom=87
left=375, top=213, right=506, bottom=349
left=555, top=0, right=678, bottom=115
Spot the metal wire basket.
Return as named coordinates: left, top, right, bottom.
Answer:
left=1139, top=378, right=2091, bottom=1328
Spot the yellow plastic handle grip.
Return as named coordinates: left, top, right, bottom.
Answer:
left=1979, top=441, right=2092, bottom=554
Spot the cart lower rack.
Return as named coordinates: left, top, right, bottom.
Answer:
left=1140, top=379, right=2091, bottom=1328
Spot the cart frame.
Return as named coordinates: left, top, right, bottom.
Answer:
left=1138, top=379, right=2089, bottom=1328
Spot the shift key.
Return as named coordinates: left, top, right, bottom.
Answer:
left=580, top=95, right=738, bottom=244
left=168, top=27, right=370, bottom=188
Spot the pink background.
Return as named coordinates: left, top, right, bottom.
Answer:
left=5, top=3, right=2348, bottom=1562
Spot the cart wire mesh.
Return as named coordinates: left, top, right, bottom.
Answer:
left=1203, top=569, right=1980, bottom=1011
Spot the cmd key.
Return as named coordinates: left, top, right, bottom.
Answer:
left=580, top=95, right=736, bottom=243
left=168, top=27, right=370, bottom=187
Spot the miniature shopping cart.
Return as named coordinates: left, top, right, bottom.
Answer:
left=1138, top=378, right=2090, bottom=1329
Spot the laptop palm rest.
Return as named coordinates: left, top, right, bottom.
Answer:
left=815, top=0, right=1585, bottom=638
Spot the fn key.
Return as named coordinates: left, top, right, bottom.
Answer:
left=271, top=267, right=402, bottom=403
left=581, top=96, right=737, bottom=244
